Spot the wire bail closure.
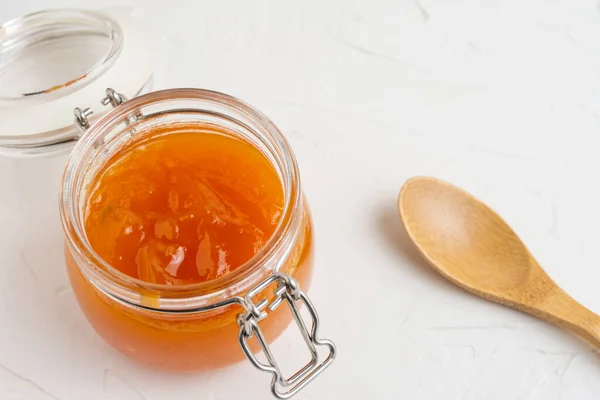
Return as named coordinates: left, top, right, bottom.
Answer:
left=237, top=272, right=337, bottom=399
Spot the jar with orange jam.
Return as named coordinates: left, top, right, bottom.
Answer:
left=59, top=88, right=335, bottom=398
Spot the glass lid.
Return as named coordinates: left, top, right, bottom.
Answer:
left=0, top=9, right=123, bottom=106
left=0, top=8, right=157, bottom=157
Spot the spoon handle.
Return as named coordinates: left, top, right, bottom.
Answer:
left=536, top=287, right=600, bottom=349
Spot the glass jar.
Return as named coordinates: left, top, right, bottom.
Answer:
left=59, top=89, right=335, bottom=398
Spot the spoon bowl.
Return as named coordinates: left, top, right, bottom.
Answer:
left=399, top=176, right=600, bottom=348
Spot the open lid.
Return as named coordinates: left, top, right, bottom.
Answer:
left=0, top=8, right=157, bottom=157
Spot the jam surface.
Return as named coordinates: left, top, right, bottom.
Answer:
left=85, top=124, right=284, bottom=285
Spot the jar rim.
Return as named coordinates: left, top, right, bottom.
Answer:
left=59, top=88, right=303, bottom=311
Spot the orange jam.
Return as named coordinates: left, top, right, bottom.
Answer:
left=84, top=126, right=284, bottom=286
left=65, top=123, right=314, bottom=371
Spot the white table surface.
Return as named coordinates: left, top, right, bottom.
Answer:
left=2, top=0, right=600, bottom=399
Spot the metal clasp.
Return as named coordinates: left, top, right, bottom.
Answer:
left=74, top=88, right=129, bottom=133
left=237, top=272, right=336, bottom=399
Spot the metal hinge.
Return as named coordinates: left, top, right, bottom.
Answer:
left=237, top=272, right=336, bottom=399
left=73, top=88, right=128, bottom=133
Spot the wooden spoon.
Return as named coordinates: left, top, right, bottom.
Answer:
left=398, top=176, right=600, bottom=348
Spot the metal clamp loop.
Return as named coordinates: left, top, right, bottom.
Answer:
left=237, top=272, right=336, bottom=399
left=101, top=88, right=128, bottom=107
left=73, top=88, right=129, bottom=133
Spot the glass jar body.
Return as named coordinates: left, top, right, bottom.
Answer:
left=60, top=89, right=314, bottom=372
left=65, top=206, right=313, bottom=371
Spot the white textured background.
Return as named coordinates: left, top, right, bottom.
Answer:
left=2, top=0, right=600, bottom=399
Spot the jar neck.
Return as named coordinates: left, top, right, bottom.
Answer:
left=60, top=88, right=303, bottom=312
